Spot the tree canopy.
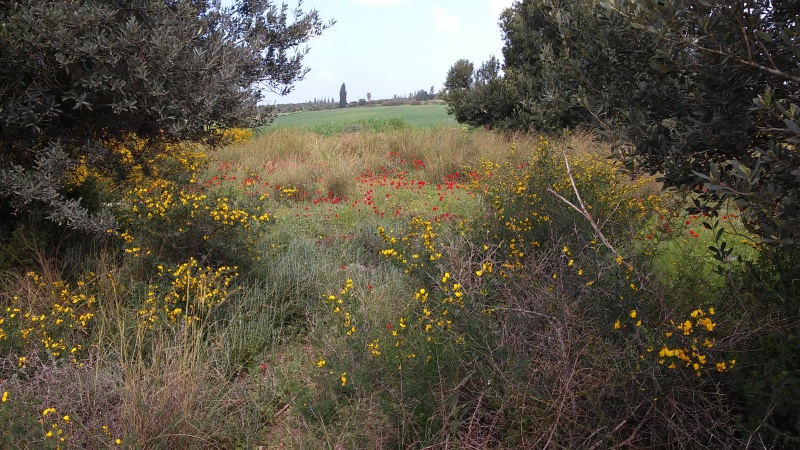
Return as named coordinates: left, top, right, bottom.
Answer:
left=339, top=83, right=347, bottom=108
left=0, top=0, right=332, bottom=232
left=441, top=0, right=800, bottom=249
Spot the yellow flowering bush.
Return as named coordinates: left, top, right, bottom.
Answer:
left=64, top=134, right=210, bottom=200
left=470, top=139, right=660, bottom=279
left=216, top=127, right=254, bottom=146
left=0, top=271, right=98, bottom=372
left=87, top=129, right=271, bottom=269
left=0, top=398, right=73, bottom=450
left=65, top=128, right=251, bottom=194
left=377, top=218, right=444, bottom=275
left=319, top=272, right=475, bottom=432
left=137, top=258, right=239, bottom=330
left=614, top=305, right=737, bottom=377
left=114, top=176, right=271, bottom=267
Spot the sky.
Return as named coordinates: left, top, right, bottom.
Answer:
left=259, top=0, right=517, bottom=105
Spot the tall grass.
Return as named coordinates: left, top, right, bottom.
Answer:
left=216, top=125, right=535, bottom=190
left=1, top=125, right=779, bottom=448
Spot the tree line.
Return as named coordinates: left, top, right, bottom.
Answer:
left=271, top=84, right=439, bottom=114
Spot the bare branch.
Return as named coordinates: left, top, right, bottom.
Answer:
left=546, top=150, right=630, bottom=271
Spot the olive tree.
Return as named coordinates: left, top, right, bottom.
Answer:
left=596, top=0, right=800, bottom=248
left=0, top=0, right=332, bottom=232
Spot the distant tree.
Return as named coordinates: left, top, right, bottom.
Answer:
left=444, top=59, right=474, bottom=92
left=430, top=85, right=435, bottom=97
left=339, top=83, right=347, bottom=108
left=367, top=92, right=372, bottom=102
left=358, top=99, right=366, bottom=106
left=442, top=55, right=524, bottom=129
left=414, top=90, right=429, bottom=101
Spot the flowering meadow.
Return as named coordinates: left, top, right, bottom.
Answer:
left=0, top=123, right=793, bottom=448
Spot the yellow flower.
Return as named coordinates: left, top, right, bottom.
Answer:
left=614, top=320, right=621, bottom=330
left=1, top=391, right=8, bottom=402
left=629, top=310, right=637, bottom=319
left=341, top=372, right=347, bottom=387
left=116, top=438, right=122, bottom=445
left=697, top=317, right=716, bottom=332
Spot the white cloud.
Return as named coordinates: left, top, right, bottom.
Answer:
left=351, top=0, right=404, bottom=5
left=431, top=7, right=460, bottom=33
left=489, top=0, right=516, bottom=19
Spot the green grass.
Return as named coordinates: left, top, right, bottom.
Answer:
left=266, top=104, right=456, bottom=130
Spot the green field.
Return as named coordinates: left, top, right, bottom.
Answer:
left=268, top=104, right=456, bottom=129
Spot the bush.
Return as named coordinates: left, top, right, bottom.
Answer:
left=309, top=135, right=749, bottom=446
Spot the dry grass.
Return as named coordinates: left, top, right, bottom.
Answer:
left=211, top=127, right=551, bottom=189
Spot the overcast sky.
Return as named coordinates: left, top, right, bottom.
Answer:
left=259, top=0, right=516, bottom=104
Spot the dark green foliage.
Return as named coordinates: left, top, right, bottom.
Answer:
left=441, top=57, right=526, bottom=129
left=412, top=89, right=433, bottom=102
left=339, top=83, right=347, bottom=108
left=441, top=0, right=800, bottom=442
left=440, top=59, right=474, bottom=124
left=597, top=0, right=800, bottom=250
left=444, top=0, right=800, bottom=250
left=441, top=2, right=598, bottom=131
left=0, top=0, right=331, bottom=233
